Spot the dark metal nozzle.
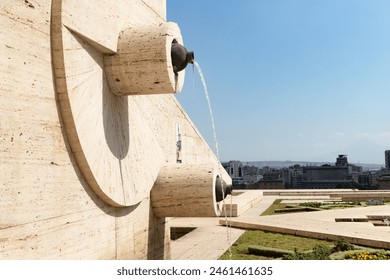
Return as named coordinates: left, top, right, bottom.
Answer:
left=171, top=42, right=195, bottom=73
left=186, top=51, right=194, bottom=64
left=215, top=176, right=233, bottom=202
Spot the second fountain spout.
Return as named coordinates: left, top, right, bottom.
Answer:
left=215, top=176, right=233, bottom=202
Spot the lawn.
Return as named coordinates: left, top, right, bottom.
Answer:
left=218, top=229, right=334, bottom=260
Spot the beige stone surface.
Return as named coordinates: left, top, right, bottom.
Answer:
left=221, top=190, right=263, bottom=217
left=104, top=22, right=185, bottom=95
left=151, top=164, right=223, bottom=217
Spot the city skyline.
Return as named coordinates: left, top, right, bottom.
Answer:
left=168, top=1, right=390, bottom=164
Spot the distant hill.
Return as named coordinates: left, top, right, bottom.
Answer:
left=244, top=160, right=384, bottom=171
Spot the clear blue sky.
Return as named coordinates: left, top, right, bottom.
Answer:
left=167, top=0, right=390, bottom=164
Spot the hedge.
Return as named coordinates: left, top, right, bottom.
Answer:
left=248, top=246, right=294, bottom=258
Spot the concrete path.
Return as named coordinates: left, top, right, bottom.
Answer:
left=169, top=219, right=245, bottom=260
left=169, top=191, right=275, bottom=260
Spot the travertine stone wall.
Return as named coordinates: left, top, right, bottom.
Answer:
left=0, top=0, right=227, bottom=259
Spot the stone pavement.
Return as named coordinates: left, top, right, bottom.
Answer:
left=170, top=190, right=390, bottom=259
left=169, top=191, right=276, bottom=260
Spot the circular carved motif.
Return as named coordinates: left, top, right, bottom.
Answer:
left=50, top=1, right=185, bottom=206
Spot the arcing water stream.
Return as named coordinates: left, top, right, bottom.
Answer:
left=193, top=61, right=233, bottom=258
left=193, top=61, right=220, bottom=160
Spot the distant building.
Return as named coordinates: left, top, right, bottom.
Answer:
left=375, top=167, right=390, bottom=178
left=258, top=180, right=284, bottom=189
left=241, top=165, right=261, bottom=183
left=292, top=155, right=362, bottom=189
left=243, top=174, right=262, bottom=184
left=372, top=150, right=390, bottom=189
left=263, top=171, right=283, bottom=181
left=358, top=173, right=370, bottom=186
left=224, top=160, right=242, bottom=178
left=283, top=165, right=303, bottom=188
left=223, top=160, right=245, bottom=186
left=335, top=154, right=348, bottom=166
left=259, top=166, right=270, bottom=175
left=385, top=150, right=390, bottom=169
left=242, top=165, right=259, bottom=176
left=304, top=165, right=349, bottom=181
left=258, top=171, right=284, bottom=189
left=377, top=175, right=390, bottom=190
left=301, top=165, right=352, bottom=188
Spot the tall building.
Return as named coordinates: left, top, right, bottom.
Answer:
left=335, top=154, right=348, bottom=166
left=385, top=150, right=390, bottom=168
left=224, top=160, right=243, bottom=178
left=223, top=160, right=244, bottom=186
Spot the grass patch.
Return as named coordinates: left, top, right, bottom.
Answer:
left=219, top=231, right=390, bottom=260
left=218, top=230, right=334, bottom=260
left=260, top=199, right=324, bottom=216
left=248, top=245, right=294, bottom=258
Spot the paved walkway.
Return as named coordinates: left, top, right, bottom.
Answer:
left=170, top=190, right=390, bottom=259
left=169, top=191, right=275, bottom=260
